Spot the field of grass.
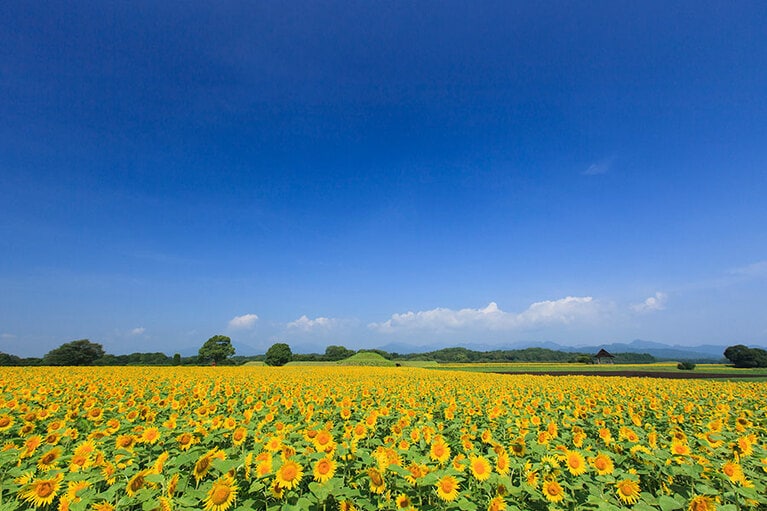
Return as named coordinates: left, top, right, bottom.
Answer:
left=434, top=361, right=767, bottom=378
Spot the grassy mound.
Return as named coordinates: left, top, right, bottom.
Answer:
left=337, top=352, right=396, bottom=366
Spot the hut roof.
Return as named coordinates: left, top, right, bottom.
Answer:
left=595, top=348, right=615, bottom=358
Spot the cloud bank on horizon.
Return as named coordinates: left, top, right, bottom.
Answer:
left=368, top=297, right=602, bottom=333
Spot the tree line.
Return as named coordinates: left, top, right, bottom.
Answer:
left=6, top=337, right=764, bottom=367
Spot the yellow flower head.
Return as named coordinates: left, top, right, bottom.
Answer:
left=542, top=479, right=564, bottom=503
left=203, top=475, right=238, bottom=511
left=615, top=479, right=641, bottom=505
left=564, top=450, right=587, bottom=476
left=19, top=473, right=64, bottom=508
left=688, top=495, right=716, bottom=511
left=276, top=459, right=303, bottom=490
left=435, top=475, right=460, bottom=501
left=469, top=455, right=492, bottom=481
left=312, top=457, right=336, bottom=483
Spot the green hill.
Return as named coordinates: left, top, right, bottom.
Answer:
left=337, top=352, right=396, bottom=366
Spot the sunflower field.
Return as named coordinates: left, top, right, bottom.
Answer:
left=0, top=367, right=765, bottom=511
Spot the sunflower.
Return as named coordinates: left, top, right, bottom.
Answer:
left=488, top=496, right=507, bottom=511
left=194, top=449, right=226, bottom=484
left=313, top=430, right=335, bottom=452
left=86, top=407, right=103, bottom=421
left=66, top=480, right=90, bottom=503
left=670, top=441, right=691, bottom=456
left=524, top=461, right=538, bottom=488
left=203, top=475, right=238, bottom=511
left=231, top=427, right=247, bottom=447
left=564, top=450, right=587, bottom=476
left=91, top=502, right=116, bottom=511
left=452, top=453, right=467, bottom=472
left=256, top=459, right=273, bottom=478
left=495, top=450, right=510, bottom=476
left=509, top=439, right=526, bottom=457
left=167, top=473, right=180, bottom=497
left=615, top=479, right=641, bottom=505
left=430, top=439, right=451, bottom=464
left=688, top=496, right=716, bottom=511
left=156, top=496, right=173, bottom=511
left=435, top=475, right=460, bottom=502
left=101, top=462, right=117, bottom=485
left=21, top=435, right=43, bottom=458
left=140, top=427, right=161, bottom=444
left=404, top=462, right=427, bottom=485
left=368, top=467, right=386, bottom=494
left=395, top=494, right=412, bottom=509
left=37, top=446, right=63, bottom=471
left=44, top=433, right=62, bottom=445
left=722, top=461, right=745, bottom=484
left=152, top=451, right=170, bottom=474
left=176, top=432, right=196, bottom=451
left=312, top=457, right=336, bottom=483
left=275, top=459, right=303, bottom=490
left=265, top=436, right=283, bottom=452
left=115, top=434, right=136, bottom=451
left=19, top=473, right=63, bottom=508
left=701, top=431, right=723, bottom=449
left=590, top=453, right=614, bottom=476
left=0, top=415, right=13, bottom=432
left=127, top=469, right=151, bottom=497
left=105, top=418, right=120, bottom=433
left=469, top=455, right=492, bottom=481
left=68, top=453, right=92, bottom=472
left=735, top=435, right=754, bottom=457
left=541, top=479, right=565, bottom=503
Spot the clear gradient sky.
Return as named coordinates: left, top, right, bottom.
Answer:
left=2, top=1, right=766, bottom=357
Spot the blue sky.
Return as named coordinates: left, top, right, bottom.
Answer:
left=2, top=1, right=766, bottom=357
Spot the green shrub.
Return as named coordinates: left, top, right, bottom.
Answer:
left=677, top=362, right=696, bottom=370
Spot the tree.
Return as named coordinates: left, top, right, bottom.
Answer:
left=43, top=339, right=105, bottom=366
left=198, top=335, right=235, bottom=365
left=324, top=345, right=355, bottom=361
left=265, top=343, right=292, bottom=366
left=724, top=344, right=767, bottom=368
left=0, top=352, right=22, bottom=366
left=173, top=353, right=181, bottom=366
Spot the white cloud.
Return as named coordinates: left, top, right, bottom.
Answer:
left=581, top=158, right=613, bottom=176
left=631, top=292, right=667, bottom=313
left=728, top=261, right=767, bottom=278
left=130, top=327, right=145, bottom=336
left=1, top=333, right=16, bottom=339
left=228, top=313, right=259, bottom=330
left=287, top=315, right=338, bottom=331
left=369, top=297, right=600, bottom=333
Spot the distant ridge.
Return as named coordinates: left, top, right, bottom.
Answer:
left=376, top=339, right=729, bottom=362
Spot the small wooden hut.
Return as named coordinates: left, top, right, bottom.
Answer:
left=595, top=348, right=615, bottom=364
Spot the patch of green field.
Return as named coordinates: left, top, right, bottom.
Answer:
left=242, top=361, right=265, bottom=366
left=397, top=360, right=440, bottom=368
left=285, top=360, right=338, bottom=366
left=336, top=352, right=396, bottom=366
left=433, top=361, right=767, bottom=378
